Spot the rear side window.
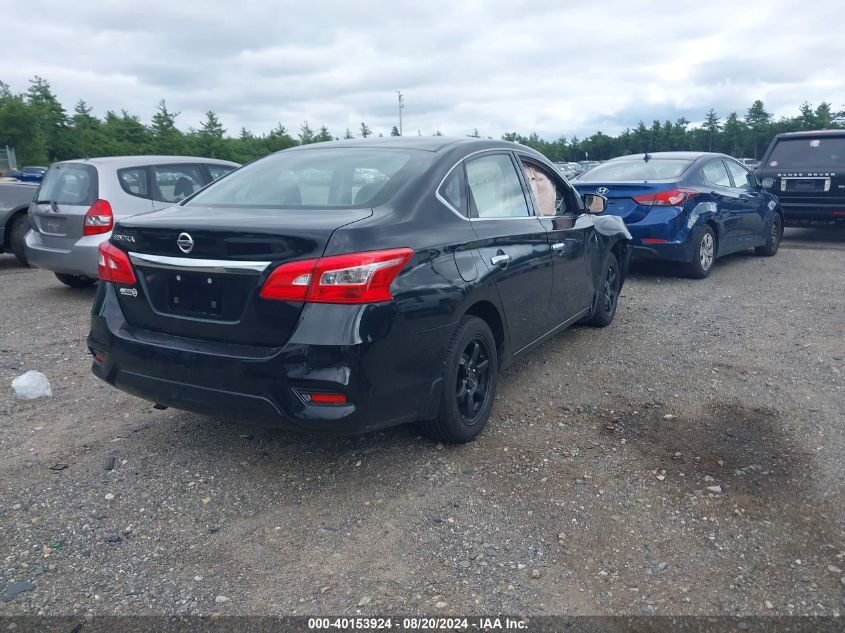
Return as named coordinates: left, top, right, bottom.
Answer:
left=578, top=159, right=692, bottom=182
left=187, top=148, right=415, bottom=209
left=206, top=164, right=236, bottom=181
left=465, top=154, right=530, bottom=218
left=37, top=163, right=97, bottom=205
left=767, top=137, right=845, bottom=169
left=439, top=166, right=468, bottom=216
left=118, top=167, right=150, bottom=199
left=154, top=164, right=204, bottom=203
left=701, top=160, right=732, bottom=187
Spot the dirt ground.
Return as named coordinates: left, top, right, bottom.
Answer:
left=1, top=228, right=843, bottom=617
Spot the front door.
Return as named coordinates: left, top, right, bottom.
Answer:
left=465, top=152, right=553, bottom=353
left=517, top=156, right=592, bottom=324
left=724, top=159, right=767, bottom=245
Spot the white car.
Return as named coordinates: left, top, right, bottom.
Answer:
left=25, top=156, right=239, bottom=287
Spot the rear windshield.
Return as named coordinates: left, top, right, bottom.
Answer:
left=186, top=148, right=415, bottom=209
left=766, top=137, right=845, bottom=169
left=577, top=159, right=692, bottom=182
left=36, top=163, right=97, bottom=205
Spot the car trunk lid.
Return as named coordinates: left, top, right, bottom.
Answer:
left=573, top=182, right=672, bottom=223
left=111, top=205, right=373, bottom=346
left=29, top=162, right=99, bottom=247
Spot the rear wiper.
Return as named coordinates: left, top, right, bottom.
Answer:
left=34, top=200, right=59, bottom=213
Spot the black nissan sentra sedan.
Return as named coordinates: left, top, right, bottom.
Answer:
left=88, top=138, right=631, bottom=443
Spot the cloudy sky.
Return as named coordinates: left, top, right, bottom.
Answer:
left=4, top=1, right=844, bottom=140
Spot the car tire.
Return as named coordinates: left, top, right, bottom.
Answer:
left=54, top=273, right=97, bottom=288
left=685, top=225, right=716, bottom=279
left=754, top=214, right=782, bottom=257
left=9, top=213, right=30, bottom=266
left=419, top=315, right=498, bottom=444
left=587, top=252, right=620, bottom=327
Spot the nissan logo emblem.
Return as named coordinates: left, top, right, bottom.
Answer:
left=177, top=232, right=194, bottom=254
left=596, top=187, right=609, bottom=195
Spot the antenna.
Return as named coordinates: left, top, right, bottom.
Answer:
left=396, top=90, right=404, bottom=136
left=643, top=152, right=651, bottom=162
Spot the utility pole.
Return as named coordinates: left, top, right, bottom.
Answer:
left=396, top=90, right=404, bottom=136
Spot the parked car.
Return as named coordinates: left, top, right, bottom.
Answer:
left=756, top=129, right=845, bottom=226
left=6, top=166, right=48, bottom=183
left=88, top=138, right=631, bottom=443
left=572, top=152, right=783, bottom=278
left=738, top=158, right=759, bottom=170
left=25, top=156, right=239, bottom=287
left=0, top=181, right=38, bottom=265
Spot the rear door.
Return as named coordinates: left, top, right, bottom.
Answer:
left=29, top=163, right=98, bottom=248
left=724, top=159, right=767, bottom=244
left=517, top=155, right=592, bottom=325
left=699, top=158, right=741, bottom=251
left=151, top=164, right=206, bottom=210
left=465, top=152, right=553, bottom=352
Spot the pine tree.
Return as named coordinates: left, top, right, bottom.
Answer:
left=150, top=100, right=183, bottom=154
left=299, top=121, right=315, bottom=144
left=360, top=122, right=371, bottom=138
left=390, top=126, right=400, bottom=137
left=745, top=100, right=772, bottom=159
left=703, top=109, right=721, bottom=151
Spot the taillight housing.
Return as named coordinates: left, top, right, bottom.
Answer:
left=260, top=248, right=413, bottom=304
left=97, top=242, right=136, bottom=284
left=83, top=199, right=114, bottom=235
left=632, top=188, right=697, bottom=207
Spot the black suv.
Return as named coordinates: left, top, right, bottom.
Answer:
left=756, top=129, right=845, bottom=226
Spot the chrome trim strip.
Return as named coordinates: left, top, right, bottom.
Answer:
left=128, top=252, right=271, bottom=275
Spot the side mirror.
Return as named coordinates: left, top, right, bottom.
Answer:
left=582, top=193, right=607, bottom=214
left=760, top=177, right=775, bottom=190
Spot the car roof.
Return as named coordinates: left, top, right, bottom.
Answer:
left=287, top=136, right=524, bottom=153
left=54, top=156, right=240, bottom=168
left=609, top=151, right=731, bottom=161
left=773, top=129, right=845, bottom=139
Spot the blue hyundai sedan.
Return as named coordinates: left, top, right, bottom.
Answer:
left=573, top=152, right=782, bottom=278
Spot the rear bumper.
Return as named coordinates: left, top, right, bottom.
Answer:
left=87, top=283, right=450, bottom=435
left=780, top=202, right=845, bottom=226
left=611, top=206, right=698, bottom=263
left=24, top=230, right=104, bottom=278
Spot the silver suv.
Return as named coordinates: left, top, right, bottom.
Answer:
left=25, top=156, right=239, bottom=287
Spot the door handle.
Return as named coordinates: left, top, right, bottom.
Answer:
left=490, top=253, right=511, bottom=266
left=551, top=242, right=565, bottom=252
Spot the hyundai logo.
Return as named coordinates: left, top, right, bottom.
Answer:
left=596, top=187, right=609, bottom=195
left=176, top=232, right=194, bottom=254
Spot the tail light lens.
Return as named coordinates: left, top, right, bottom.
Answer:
left=97, top=242, right=136, bottom=284
left=83, top=199, right=114, bottom=235
left=632, top=189, right=697, bottom=207
left=260, top=248, right=414, bottom=304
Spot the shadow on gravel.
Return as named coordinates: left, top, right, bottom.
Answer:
left=603, top=401, right=810, bottom=499
left=0, top=254, right=31, bottom=274
left=782, top=226, right=845, bottom=250
left=627, top=250, right=757, bottom=279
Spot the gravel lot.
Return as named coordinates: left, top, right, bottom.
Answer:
left=1, top=228, right=843, bottom=617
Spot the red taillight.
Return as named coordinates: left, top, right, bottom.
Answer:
left=97, top=242, right=136, bottom=284
left=632, top=189, right=697, bottom=207
left=307, top=392, right=348, bottom=404
left=260, top=248, right=413, bottom=304
left=83, top=199, right=114, bottom=235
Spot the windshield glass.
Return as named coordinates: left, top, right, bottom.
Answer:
left=766, top=137, right=845, bottom=169
left=36, top=163, right=97, bottom=205
left=187, top=148, right=415, bottom=209
left=577, top=159, right=692, bottom=182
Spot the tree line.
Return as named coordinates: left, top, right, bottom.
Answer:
left=1, top=76, right=843, bottom=168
